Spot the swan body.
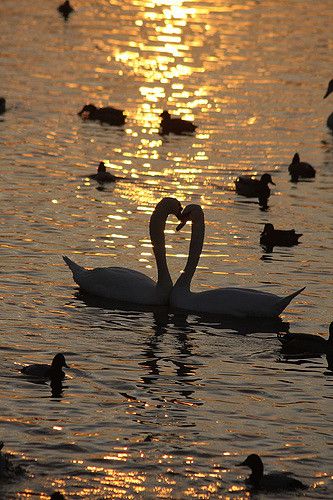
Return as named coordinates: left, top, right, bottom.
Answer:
left=170, top=204, right=305, bottom=318
left=63, top=197, right=182, bottom=305
left=288, top=153, right=315, bottom=181
left=260, top=223, right=302, bottom=247
left=78, top=104, right=126, bottom=126
left=323, top=79, right=333, bottom=130
left=88, top=161, right=121, bottom=183
left=21, top=353, right=68, bottom=379
left=237, top=454, right=307, bottom=492
left=235, top=173, right=275, bottom=208
left=159, top=110, right=197, bottom=135
left=278, top=321, right=333, bottom=354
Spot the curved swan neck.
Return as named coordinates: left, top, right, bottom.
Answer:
left=149, top=208, right=172, bottom=288
left=176, top=209, right=205, bottom=289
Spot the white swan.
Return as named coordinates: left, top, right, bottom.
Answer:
left=63, top=197, right=182, bottom=305
left=170, top=204, right=305, bottom=317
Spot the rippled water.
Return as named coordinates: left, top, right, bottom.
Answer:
left=1, top=0, right=333, bottom=498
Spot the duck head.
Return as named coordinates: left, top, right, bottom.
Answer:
left=237, top=454, right=264, bottom=485
left=291, top=153, right=300, bottom=165
left=51, top=353, right=69, bottom=369
left=260, top=174, right=275, bottom=185
left=176, top=204, right=204, bottom=231
left=97, top=161, right=106, bottom=173
left=324, top=79, right=333, bottom=99
left=78, top=104, right=97, bottom=117
left=160, top=110, right=171, bottom=120
left=262, top=223, right=275, bottom=234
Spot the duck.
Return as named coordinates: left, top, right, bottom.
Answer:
left=78, top=104, right=126, bottom=126
left=237, top=454, right=308, bottom=492
left=323, top=79, right=333, bottom=130
left=57, top=1, right=74, bottom=19
left=0, top=97, right=6, bottom=115
left=0, top=441, right=25, bottom=480
left=50, top=493, right=66, bottom=500
left=288, top=153, right=316, bottom=182
left=159, top=110, right=197, bottom=135
left=88, top=161, right=123, bottom=183
left=21, top=353, right=69, bottom=379
left=235, top=173, right=275, bottom=209
left=278, top=321, right=333, bottom=355
left=260, top=223, right=302, bottom=248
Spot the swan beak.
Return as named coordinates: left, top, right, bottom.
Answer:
left=176, top=220, right=187, bottom=231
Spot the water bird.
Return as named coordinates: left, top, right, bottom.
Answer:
left=50, top=493, right=66, bottom=500
left=323, top=79, right=333, bottom=130
left=63, top=197, right=182, bottom=305
left=0, top=97, right=6, bottom=114
left=260, top=223, right=302, bottom=248
left=57, top=1, right=74, bottom=19
left=159, top=110, right=197, bottom=135
left=288, top=153, right=316, bottom=182
left=170, top=204, right=305, bottom=317
left=0, top=442, right=25, bottom=481
left=21, top=353, right=69, bottom=379
left=88, top=161, right=124, bottom=183
left=237, top=454, right=308, bottom=492
left=235, top=173, right=275, bottom=209
left=78, top=104, right=126, bottom=126
left=278, top=321, right=333, bottom=355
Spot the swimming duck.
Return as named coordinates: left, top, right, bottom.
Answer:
left=260, top=223, right=302, bottom=247
left=235, top=173, right=275, bottom=209
left=78, top=104, right=126, bottom=126
left=57, top=1, right=74, bottom=19
left=50, top=493, right=66, bottom=500
left=0, top=442, right=24, bottom=481
left=159, top=110, right=197, bottom=135
left=288, top=153, right=316, bottom=182
left=323, top=79, right=333, bottom=130
left=21, top=353, right=69, bottom=379
left=278, top=321, right=333, bottom=355
left=0, top=98, right=6, bottom=114
left=237, top=454, right=307, bottom=492
left=88, top=161, right=123, bottom=183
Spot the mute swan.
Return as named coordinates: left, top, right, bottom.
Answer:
left=278, top=321, right=333, bottom=355
left=21, top=353, right=69, bottom=379
left=237, top=454, right=307, bottom=492
left=159, top=110, right=197, bottom=135
left=170, top=204, right=305, bottom=317
left=88, top=161, right=124, bottom=183
left=260, top=223, right=302, bottom=247
left=323, top=79, right=333, bottom=129
left=235, top=173, right=275, bottom=209
left=288, top=153, right=316, bottom=182
left=78, top=104, right=126, bottom=126
left=63, top=197, right=182, bottom=305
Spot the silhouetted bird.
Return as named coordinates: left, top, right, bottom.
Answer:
left=50, top=493, right=66, bottom=500
left=159, top=110, right=197, bottom=135
left=235, top=173, right=275, bottom=209
left=323, top=79, right=333, bottom=130
left=88, top=161, right=123, bottom=183
left=21, top=353, right=69, bottom=379
left=278, top=321, right=333, bottom=355
left=237, top=454, right=308, bottom=492
left=57, top=1, right=74, bottom=20
left=260, top=223, right=302, bottom=248
left=288, top=153, right=316, bottom=182
left=0, top=97, right=6, bottom=114
left=78, top=104, right=126, bottom=126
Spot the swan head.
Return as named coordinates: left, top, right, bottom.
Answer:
left=98, top=161, right=106, bottom=173
left=155, top=197, right=183, bottom=220
left=324, top=79, right=333, bottom=99
left=176, top=204, right=203, bottom=231
left=260, top=174, right=275, bottom=185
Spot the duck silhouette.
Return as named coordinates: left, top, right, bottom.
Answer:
left=0, top=97, right=6, bottom=114
left=260, top=223, right=302, bottom=248
left=88, top=161, right=124, bottom=183
left=57, top=1, right=74, bottom=20
left=50, top=492, right=66, bottom=500
left=235, top=173, right=275, bottom=209
left=278, top=321, right=333, bottom=355
left=78, top=104, right=126, bottom=126
left=159, top=110, right=197, bottom=135
left=288, top=153, right=316, bottom=182
left=237, top=454, right=308, bottom=492
left=323, top=79, right=333, bottom=130
left=21, top=353, right=69, bottom=379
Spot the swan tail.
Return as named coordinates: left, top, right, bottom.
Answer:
left=62, top=256, right=85, bottom=281
left=275, top=286, right=305, bottom=315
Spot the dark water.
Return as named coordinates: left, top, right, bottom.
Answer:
left=1, top=0, right=333, bottom=498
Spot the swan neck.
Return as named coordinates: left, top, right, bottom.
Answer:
left=176, top=211, right=205, bottom=289
left=149, top=209, right=172, bottom=287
